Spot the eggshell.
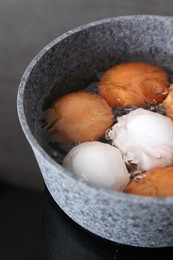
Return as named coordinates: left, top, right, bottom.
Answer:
left=46, top=92, right=114, bottom=143
left=161, top=84, right=173, bottom=119
left=98, top=62, right=169, bottom=108
left=63, top=141, right=130, bottom=191
left=106, top=108, right=173, bottom=172
left=125, top=167, right=173, bottom=197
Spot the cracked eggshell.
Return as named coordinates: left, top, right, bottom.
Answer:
left=62, top=141, right=130, bottom=191
left=107, top=108, right=173, bottom=172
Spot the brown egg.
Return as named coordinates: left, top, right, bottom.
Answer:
left=124, top=167, right=173, bottom=197
left=98, top=62, right=169, bottom=108
left=161, top=84, right=173, bottom=119
left=45, top=91, right=114, bottom=144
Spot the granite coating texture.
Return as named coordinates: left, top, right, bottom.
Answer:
left=44, top=188, right=173, bottom=260
left=17, top=16, right=173, bottom=247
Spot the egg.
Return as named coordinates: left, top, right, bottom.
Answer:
left=98, top=62, right=169, bottom=108
left=45, top=92, right=114, bottom=144
left=161, top=84, right=173, bottom=119
left=106, top=108, right=173, bottom=173
left=125, top=167, right=173, bottom=197
left=62, top=141, right=130, bottom=191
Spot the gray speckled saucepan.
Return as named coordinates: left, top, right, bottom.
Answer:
left=17, top=15, right=173, bottom=247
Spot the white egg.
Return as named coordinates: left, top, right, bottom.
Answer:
left=63, top=141, right=130, bottom=191
left=106, top=108, right=173, bottom=172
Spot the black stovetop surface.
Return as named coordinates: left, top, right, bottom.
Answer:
left=44, top=188, right=173, bottom=260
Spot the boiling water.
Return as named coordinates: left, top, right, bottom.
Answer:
left=34, top=57, right=173, bottom=165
